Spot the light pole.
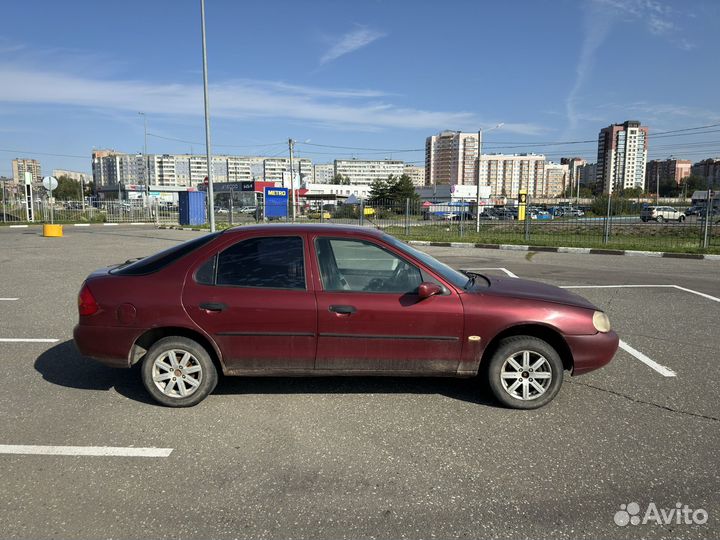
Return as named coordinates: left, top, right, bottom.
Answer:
left=200, top=0, right=215, bottom=232
left=476, top=123, right=504, bottom=233
left=138, top=112, right=148, bottom=199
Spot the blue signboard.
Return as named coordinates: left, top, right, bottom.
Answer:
left=264, top=187, right=288, bottom=219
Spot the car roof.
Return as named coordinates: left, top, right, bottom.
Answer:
left=224, top=223, right=386, bottom=238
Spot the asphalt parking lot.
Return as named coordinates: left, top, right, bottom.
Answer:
left=1, top=224, right=718, bottom=540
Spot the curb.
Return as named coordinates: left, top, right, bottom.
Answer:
left=408, top=241, right=719, bottom=261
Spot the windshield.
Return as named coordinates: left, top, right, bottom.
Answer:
left=382, top=233, right=483, bottom=289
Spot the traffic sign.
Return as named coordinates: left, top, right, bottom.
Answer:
left=42, top=176, right=58, bottom=191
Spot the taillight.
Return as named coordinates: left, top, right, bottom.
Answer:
left=78, top=282, right=99, bottom=316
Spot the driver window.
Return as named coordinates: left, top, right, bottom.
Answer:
left=316, top=238, right=423, bottom=293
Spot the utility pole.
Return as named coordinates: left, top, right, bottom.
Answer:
left=288, top=138, right=296, bottom=222
left=200, top=0, right=215, bottom=232
left=656, top=168, right=660, bottom=205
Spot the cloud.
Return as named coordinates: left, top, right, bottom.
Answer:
left=0, top=63, right=545, bottom=136
left=319, top=26, right=385, bottom=65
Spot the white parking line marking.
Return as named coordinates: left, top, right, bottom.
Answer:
left=103, top=223, right=119, bottom=226
left=465, top=267, right=518, bottom=278
left=0, top=298, right=19, bottom=301
left=618, top=340, right=677, bottom=377
left=73, top=224, right=90, bottom=227
left=0, top=445, right=173, bottom=458
left=560, top=284, right=720, bottom=303
left=0, top=338, right=59, bottom=343
left=9, top=225, right=28, bottom=228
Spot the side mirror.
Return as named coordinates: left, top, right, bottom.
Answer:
left=418, top=282, right=442, bottom=299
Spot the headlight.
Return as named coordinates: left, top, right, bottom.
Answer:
left=592, top=311, right=611, bottom=333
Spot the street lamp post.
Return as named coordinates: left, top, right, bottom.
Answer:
left=200, top=0, right=215, bottom=232
left=139, top=112, right=148, bottom=200
left=476, top=123, right=504, bottom=233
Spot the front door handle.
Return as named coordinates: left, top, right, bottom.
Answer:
left=329, top=305, right=356, bottom=315
left=199, top=302, right=226, bottom=312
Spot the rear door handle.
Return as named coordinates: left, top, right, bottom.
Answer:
left=199, top=302, right=226, bottom=312
left=329, top=305, right=356, bottom=315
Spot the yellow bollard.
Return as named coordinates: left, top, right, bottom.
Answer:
left=43, top=224, right=63, bottom=237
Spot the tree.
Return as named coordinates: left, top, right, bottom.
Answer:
left=331, top=173, right=349, bottom=185
left=681, top=175, right=708, bottom=195
left=53, top=175, right=82, bottom=200
left=621, top=187, right=643, bottom=198
left=368, top=178, right=391, bottom=203
left=388, top=174, right=419, bottom=204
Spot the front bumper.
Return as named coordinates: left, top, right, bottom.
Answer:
left=73, top=324, right=140, bottom=369
left=565, top=330, right=619, bottom=375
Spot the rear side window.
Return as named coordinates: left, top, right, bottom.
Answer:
left=110, top=232, right=221, bottom=275
left=213, top=236, right=305, bottom=289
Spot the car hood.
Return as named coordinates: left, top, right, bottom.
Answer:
left=472, top=275, right=598, bottom=310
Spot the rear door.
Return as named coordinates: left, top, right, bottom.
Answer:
left=312, top=236, right=464, bottom=373
left=182, top=233, right=317, bottom=372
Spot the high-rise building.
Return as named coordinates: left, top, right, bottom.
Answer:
left=403, top=165, right=425, bottom=187
left=596, top=120, right=649, bottom=194
left=544, top=162, right=570, bottom=198
left=263, top=158, right=312, bottom=185
left=645, top=158, right=692, bottom=193
left=691, top=158, right=720, bottom=188
left=576, top=163, right=597, bottom=188
left=334, top=159, right=405, bottom=185
left=425, top=131, right=479, bottom=187
left=560, top=157, right=587, bottom=195
left=12, top=158, right=42, bottom=184
left=478, top=154, right=546, bottom=198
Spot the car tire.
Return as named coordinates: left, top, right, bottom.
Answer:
left=486, top=336, right=564, bottom=409
left=141, top=336, right=218, bottom=407
left=678, top=215, right=685, bottom=223
left=656, top=216, right=665, bottom=223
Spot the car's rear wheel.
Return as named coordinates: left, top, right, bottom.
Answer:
left=678, top=215, right=685, bottom=223
left=656, top=216, right=665, bottom=223
left=486, top=336, right=564, bottom=409
left=141, top=336, right=218, bottom=407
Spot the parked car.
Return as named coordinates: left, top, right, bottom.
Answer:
left=74, top=225, right=619, bottom=409
left=239, top=206, right=257, bottom=214
left=640, top=206, right=685, bottom=223
left=684, top=206, right=704, bottom=216
left=214, top=207, right=229, bottom=214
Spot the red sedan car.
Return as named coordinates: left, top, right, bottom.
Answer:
left=74, top=225, right=618, bottom=408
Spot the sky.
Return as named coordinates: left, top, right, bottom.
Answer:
left=0, top=0, right=718, bottom=178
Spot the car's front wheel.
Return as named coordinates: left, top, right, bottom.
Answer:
left=678, top=215, right=685, bottom=223
left=486, top=336, right=564, bottom=409
left=656, top=215, right=665, bottom=223
left=141, top=336, right=218, bottom=407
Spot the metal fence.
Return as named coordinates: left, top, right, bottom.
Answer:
left=2, top=197, right=718, bottom=253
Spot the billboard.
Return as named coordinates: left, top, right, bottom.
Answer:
left=264, top=187, right=288, bottom=219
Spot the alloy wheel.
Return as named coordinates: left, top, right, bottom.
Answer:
left=500, top=350, right=553, bottom=401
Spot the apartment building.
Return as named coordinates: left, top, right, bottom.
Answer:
left=334, top=159, right=405, bottom=185
left=596, top=120, right=649, bottom=194
left=12, top=158, right=42, bottom=184
left=692, top=158, right=720, bottom=188
left=92, top=152, right=313, bottom=188
left=404, top=165, right=425, bottom=187
left=544, top=162, right=570, bottom=198
left=560, top=157, right=586, bottom=195
left=425, top=131, right=479, bottom=187
left=478, top=154, right=546, bottom=198
left=645, top=158, right=692, bottom=192
left=313, top=163, right=334, bottom=184
left=52, top=169, right=92, bottom=184
left=577, top=162, right=597, bottom=187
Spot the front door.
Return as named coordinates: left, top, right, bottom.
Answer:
left=183, top=234, right=317, bottom=372
left=313, top=236, right=464, bottom=373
